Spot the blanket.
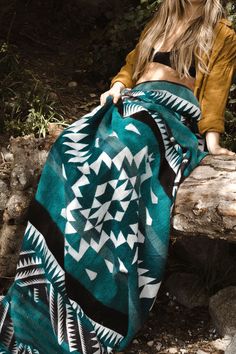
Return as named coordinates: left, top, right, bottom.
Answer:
left=0, top=80, right=207, bottom=354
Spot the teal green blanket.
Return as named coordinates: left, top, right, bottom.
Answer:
left=0, top=81, right=207, bottom=353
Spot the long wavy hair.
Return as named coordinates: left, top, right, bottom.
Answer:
left=133, top=0, right=225, bottom=81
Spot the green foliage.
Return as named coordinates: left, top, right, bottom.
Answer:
left=81, top=0, right=161, bottom=81
left=223, top=85, right=236, bottom=151
left=225, top=1, right=236, bottom=26
left=0, top=42, right=67, bottom=137
left=0, top=0, right=235, bottom=149
left=222, top=2, right=236, bottom=151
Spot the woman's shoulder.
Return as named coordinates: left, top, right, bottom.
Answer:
left=216, top=18, right=235, bottom=38
left=213, top=18, right=236, bottom=53
left=218, top=18, right=234, bottom=28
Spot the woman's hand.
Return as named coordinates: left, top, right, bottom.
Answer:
left=100, top=82, right=126, bottom=106
left=206, top=131, right=235, bottom=156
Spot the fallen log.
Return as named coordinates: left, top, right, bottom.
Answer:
left=172, top=155, right=236, bottom=242
left=1, top=137, right=236, bottom=281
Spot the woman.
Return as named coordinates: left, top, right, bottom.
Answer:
left=101, top=0, right=236, bottom=156
left=0, top=1, right=235, bottom=353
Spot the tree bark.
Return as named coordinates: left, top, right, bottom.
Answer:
left=172, top=155, right=236, bottom=242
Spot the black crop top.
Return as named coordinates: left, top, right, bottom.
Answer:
left=151, top=48, right=196, bottom=78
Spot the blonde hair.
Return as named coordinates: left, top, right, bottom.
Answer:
left=133, top=0, right=225, bottom=81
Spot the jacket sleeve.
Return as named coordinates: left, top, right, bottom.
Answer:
left=198, top=27, right=236, bottom=134
left=110, top=47, right=137, bottom=88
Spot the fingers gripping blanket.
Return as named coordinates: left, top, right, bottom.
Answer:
left=0, top=81, right=207, bottom=353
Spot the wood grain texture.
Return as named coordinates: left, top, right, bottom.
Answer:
left=172, top=155, right=236, bottom=241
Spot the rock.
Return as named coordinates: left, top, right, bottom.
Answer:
left=33, top=150, right=49, bottom=171
left=211, top=335, right=232, bottom=351
left=9, top=135, right=49, bottom=169
left=225, top=335, right=236, bottom=354
left=0, top=224, right=26, bottom=279
left=147, top=340, right=154, bottom=347
left=168, top=348, right=178, bottom=353
left=155, top=342, right=162, bottom=351
left=68, top=81, right=78, bottom=88
left=10, top=165, right=34, bottom=191
left=3, top=190, right=33, bottom=224
left=209, top=286, right=236, bottom=336
left=0, top=254, right=20, bottom=277
left=8, top=137, right=48, bottom=186
left=172, top=237, right=233, bottom=270
left=47, top=123, right=64, bottom=141
left=196, top=350, right=208, bottom=354
left=171, top=237, right=236, bottom=291
left=1, top=147, right=14, bottom=162
left=165, top=272, right=208, bottom=309
left=132, top=339, right=139, bottom=344
left=0, top=180, right=10, bottom=210
left=0, top=224, right=25, bottom=256
left=0, top=135, right=54, bottom=280
left=48, top=91, right=59, bottom=102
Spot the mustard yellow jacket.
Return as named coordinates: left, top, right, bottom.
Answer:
left=111, top=19, right=236, bottom=134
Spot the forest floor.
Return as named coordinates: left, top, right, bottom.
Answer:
left=0, top=27, right=230, bottom=354
left=0, top=266, right=225, bottom=354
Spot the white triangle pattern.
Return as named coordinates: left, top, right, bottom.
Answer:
left=118, top=258, right=128, bottom=274
left=149, top=90, right=201, bottom=119
left=91, top=320, right=123, bottom=347
left=151, top=188, right=158, bottom=204
left=62, top=164, right=67, bottom=180
left=127, top=233, right=138, bottom=250
left=1, top=314, right=14, bottom=348
left=0, top=301, right=9, bottom=334
left=137, top=264, right=162, bottom=300
left=76, top=315, right=87, bottom=354
left=85, top=269, right=98, bottom=281
left=132, top=248, right=139, bottom=265
left=140, top=282, right=162, bottom=299
left=154, top=115, right=181, bottom=174
left=123, top=90, right=144, bottom=98
left=104, top=259, right=114, bottom=273
left=57, top=292, right=65, bottom=345
left=66, top=303, right=80, bottom=352
left=125, top=123, right=141, bottom=135
left=146, top=208, right=153, bottom=226
left=17, top=255, right=42, bottom=269
left=25, top=223, right=65, bottom=291
left=15, top=268, right=45, bottom=281
left=123, top=103, right=148, bottom=117
left=65, top=237, right=90, bottom=262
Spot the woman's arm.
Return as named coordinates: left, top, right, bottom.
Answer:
left=198, top=24, right=236, bottom=155
left=206, top=131, right=235, bottom=156
left=110, top=48, right=137, bottom=89
left=100, top=82, right=126, bottom=106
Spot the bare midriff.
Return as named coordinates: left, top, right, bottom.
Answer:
left=136, top=62, right=195, bottom=91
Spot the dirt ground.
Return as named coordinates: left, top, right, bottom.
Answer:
left=0, top=261, right=225, bottom=354
left=125, top=285, right=223, bottom=354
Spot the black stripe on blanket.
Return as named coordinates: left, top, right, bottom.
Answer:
left=126, top=110, right=176, bottom=199
left=28, top=199, right=128, bottom=336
